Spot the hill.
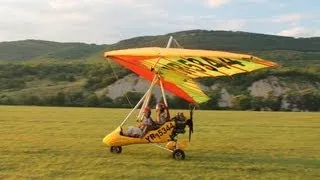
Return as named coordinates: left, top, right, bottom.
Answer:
left=0, top=30, right=319, bottom=111
left=109, top=30, right=320, bottom=52
left=0, top=39, right=105, bottom=61
left=1, top=30, right=320, bottom=64
left=107, top=30, right=320, bottom=66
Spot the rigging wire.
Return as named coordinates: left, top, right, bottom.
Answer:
left=173, top=38, right=184, bottom=48
left=151, top=36, right=184, bottom=73
left=106, top=58, right=133, bottom=108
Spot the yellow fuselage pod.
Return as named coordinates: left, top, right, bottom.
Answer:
left=103, top=121, right=175, bottom=146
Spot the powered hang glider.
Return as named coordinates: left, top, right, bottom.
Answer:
left=102, top=36, right=277, bottom=160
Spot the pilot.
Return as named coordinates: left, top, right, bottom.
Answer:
left=139, top=107, right=154, bottom=137
left=156, top=102, right=170, bottom=125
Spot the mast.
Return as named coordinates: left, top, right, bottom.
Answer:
left=121, top=36, right=177, bottom=126
left=121, top=74, right=159, bottom=127
left=166, top=36, right=174, bottom=48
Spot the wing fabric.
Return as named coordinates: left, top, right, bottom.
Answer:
left=105, top=47, right=277, bottom=103
left=110, top=56, right=210, bottom=103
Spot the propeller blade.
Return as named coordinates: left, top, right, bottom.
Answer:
left=186, top=103, right=195, bottom=142
left=187, top=119, right=193, bottom=142
left=189, top=103, right=194, bottom=120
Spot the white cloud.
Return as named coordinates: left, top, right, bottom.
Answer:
left=0, top=0, right=172, bottom=44
left=205, top=0, right=231, bottom=8
left=48, top=0, right=81, bottom=9
left=0, top=0, right=248, bottom=43
left=277, top=27, right=320, bottom=37
left=0, top=0, right=318, bottom=44
left=245, top=0, right=268, bottom=3
left=272, top=13, right=302, bottom=25
left=214, top=19, right=247, bottom=30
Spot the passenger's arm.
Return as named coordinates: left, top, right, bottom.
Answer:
left=156, top=111, right=161, bottom=122
left=165, top=107, right=170, bottom=121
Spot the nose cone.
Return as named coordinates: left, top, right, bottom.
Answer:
left=102, top=134, right=111, bottom=146
left=102, top=127, right=121, bottom=146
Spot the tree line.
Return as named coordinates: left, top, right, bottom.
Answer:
left=0, top=62, right=319, bottom=111
left=1, top=90, right=319, bottom=111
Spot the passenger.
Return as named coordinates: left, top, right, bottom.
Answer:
left=139, top=107, right=154, bottom=137
left=127, top=126, right=142, bottom=137
left=156, top=102, right=170, bottom=125
left=171, top=112, right=187, bottom=134
left=177, top=112, right=186, bottom=121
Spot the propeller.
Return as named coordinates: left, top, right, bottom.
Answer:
left=185, top=103, right=195, bottom=142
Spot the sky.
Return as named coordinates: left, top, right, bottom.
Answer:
left=0, top=0, right=319, bottom=44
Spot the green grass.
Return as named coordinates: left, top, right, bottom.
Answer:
left=0, top=106, right=319, bottom=179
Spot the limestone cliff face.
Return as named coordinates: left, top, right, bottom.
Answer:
left=101, top=74, right=172, bottom=101
left=102, top=74, right=318, bottom=108
left=218, top=88, right=233, bottom=107
left=248, top=76, right=288, bottom=97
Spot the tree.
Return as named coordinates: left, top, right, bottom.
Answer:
left=232, top=94, right=252, bottom=110
left=85, top=94, right=100, bottom=107
left=46, top=92, right=66, bottom=106
left=251, top=96, right=265, bottom=111
left=115, top=96, right=131, bottom=108
left=65, top=92, right=85, bottom=106
left=125, top=91, right=144, bottom=105
left=0, top=95, right=14, bottom=105
left=286, top=91, right=301, bottom=110
left=99, top=95, right=115, bottom=108
left=265, top=93, right=283, bottom=111
left=199, top=90, right=221, bottom=110
left=23, top=96, right=42, bottom=106
left=167, top=96, right=190, bottom=109
left=301, top=92, right=320, bottom=111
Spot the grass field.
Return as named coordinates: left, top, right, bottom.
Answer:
left=0, top=106, right=319, bottom=179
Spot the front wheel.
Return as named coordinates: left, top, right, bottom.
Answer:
left=110, top=146, right=122, bottom=154
left=172, top=149, right=185, bottom=160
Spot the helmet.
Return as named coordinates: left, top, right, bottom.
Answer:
left=144, top=107, right=151, bottom=113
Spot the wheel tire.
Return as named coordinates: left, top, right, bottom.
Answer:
left=110, top=146, right=122, bottom=154
left=172, top=149, right=185, bottom=160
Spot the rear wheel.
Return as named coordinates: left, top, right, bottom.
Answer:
left=110, top=146, right=122, bottom=154
left=172, top=149, right=185, bottom=160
